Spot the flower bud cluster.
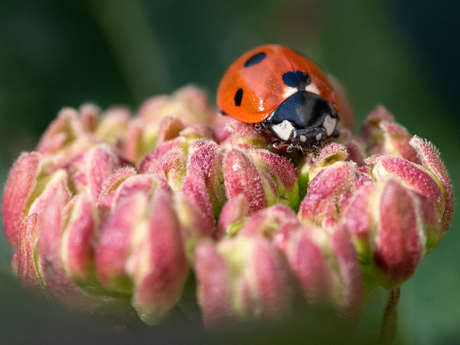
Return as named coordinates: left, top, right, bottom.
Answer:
left=2, top=86, right=452, bottom=326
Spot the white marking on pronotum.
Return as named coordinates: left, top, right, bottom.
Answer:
left=306, top=83, right=320, bottom=95
left=316, top=133, right=322, bottom=141
left=283, top=86, right=297, bottom=99
left=271, top=120, right=295, bottom=141
left=323, top=115, right=337, bottom=136
left=300, top=135, right=307, bottom=143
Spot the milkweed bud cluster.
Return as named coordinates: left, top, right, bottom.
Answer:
left=2, top=86, right=452, bottom=326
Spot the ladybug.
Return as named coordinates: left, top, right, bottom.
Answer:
left=217, top=44, right=340, bottom=153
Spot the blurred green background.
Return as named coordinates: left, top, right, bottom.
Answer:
left=1, top=0, right=459, bottom=344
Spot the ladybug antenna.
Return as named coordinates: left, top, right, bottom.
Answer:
left=282, top=71, right=311, bottom=91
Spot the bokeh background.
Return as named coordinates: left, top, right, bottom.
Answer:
left=1, top=0, right=459, bottom=344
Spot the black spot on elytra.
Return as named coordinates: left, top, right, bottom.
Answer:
left=282, top=71, right=311, bottom=90
left=244, top=52, right=267, bottom=67
left=234, top=88, right=243, bottom=106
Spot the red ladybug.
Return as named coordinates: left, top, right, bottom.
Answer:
left=217, top=44, right=340, bottom=153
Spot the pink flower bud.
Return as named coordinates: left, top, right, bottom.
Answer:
left=39, top=187, right=100, bottom=308
left=362, top=106, right=418, bottom=162
left=79, top=103, right=100, bottom=132
left=213, top=114, right=235, bottom=143
left=224, top=149, right=267, bottom=215
left=362, top=105, right=395, bottom=149
left=336, top=129, right=367, bottom=166
left=140, top=138, right=224, bottom=257
left=156, top=116, right=187, bottom=147
left=410, top=136, right=453, bottom=232
left=94, top=106, right=130, bottom=146
left=273, top=224, right=363, bottom=317
left=331, top=224, right=365, bottom=317
left=138, top=85, right=215, bottom=127
left=372, top=180, right=426, bottom=288
left=84, top=144, right=124, bottom=202
left=125, top=119, right=144, bottom=164
left=366, top=154, right=445, bottom=219
left=299, top=160, right=371, bottom=228
left=180, top=124, right=217, bottom=142
left=65, top=144, right=131, bottom=208
left=247, top=150, right=299, bottom=207
left=175, top=170, right=216, bottom=261
left=37, top=108, right=88, bottom=155
left=239, top=204, right=299, bottom=239
left=139, top=139, right=188, bottom=192
left=125, top=116, right=186, bottom=164
left=19, top=168, right=71, bottom=249
left=224, top=148, right=299, bottom=215
left=3, top=152, right=43, bottom=249
left=60, top=194, right=96, bottom=282
left=96, top=166, right=137, bottom=214
left=16, top=213, right=43, bottom=292
left=96, top=174, right=171, bottom=291
left=219, top=119, right=271, bottom=151
left=193, top=241, right=232, bottom=324
left=345, top=178, right=440, bottom=289
left=96, top=174, right=188, bottom=323
left=139, top=131, right=219, bottom=187
left=215, top=194, right=249, bottom=240
left=378, top=121, right=419, bottom=162
left=187, top=139, right=225, bottom=218
left=307, top=142, right=349, bottom=180
left=4, top=162, right=71, bottom=290
left=127, top=187, right=188, bottom=324
left=96, top=192, right=149, bottom=292
left=195, top=237, right=291, bottom=326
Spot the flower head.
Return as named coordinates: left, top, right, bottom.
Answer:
left=2, top=86, right=453, bottom=328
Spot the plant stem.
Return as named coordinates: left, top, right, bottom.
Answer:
left=379, top=287, right=400, bottom=345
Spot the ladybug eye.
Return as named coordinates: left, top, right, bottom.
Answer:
left=244, top=52, right=267, bottom=67
left=234, top=88, right=243, bottom=106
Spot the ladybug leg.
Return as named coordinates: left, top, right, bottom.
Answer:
left=268, top=140, right=282, bottom=150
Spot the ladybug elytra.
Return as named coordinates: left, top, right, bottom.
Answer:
left=217, top=44, right=340, bottom=153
